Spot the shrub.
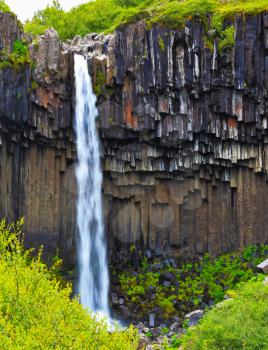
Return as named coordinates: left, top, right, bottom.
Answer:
left=218, top=26, right=235, bottom=52
left=0, top=39, right=31, bottom=71
left=0, top=0, right=11, bottom=13
left=24, top=0, right=268, bottom=42
left=180, top=279, right=268, bottom=350
left=13, top=39, right=28, bottom=56
left=0, top=219, right=138, bottom=349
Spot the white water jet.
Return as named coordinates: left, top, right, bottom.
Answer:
left=74, top=54, right=109, bottom=317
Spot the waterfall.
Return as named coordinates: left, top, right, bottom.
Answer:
left=74, top=54, right=109, bottom=316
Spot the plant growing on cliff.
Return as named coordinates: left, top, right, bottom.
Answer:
left=158, top=35, right=165, bottom=52
left=93, top=68, right=106, bottom=97
left=0, top=0, right=11, bottom=13
left=218, top=25, right=235, bottom=52
left=0, top=219, right=138, bottom=349
left=0, top=39, right=31, bottom=71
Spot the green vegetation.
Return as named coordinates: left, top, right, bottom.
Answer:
left=158, top=35, right=165, bottom=52
left=25, top=0, right=268, bottom=48
left=0, top=0, right=11, bottom=13
left=31, top=80, right=38, bottom=90
left=0, top=219, right=138, bottom=349
left=218, top=25, right=235, bottom=52
left=118, top=244, right=268, bottom=320
left=93, top=68, right=107, bottom=97
left=179, top=279, right=268, bottom=349
left=0, top=39, right=31, bottom=70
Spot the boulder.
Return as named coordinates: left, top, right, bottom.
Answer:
left=137, top=335, right=150, bottom=350
left=185, top=310, right=204, bottom=326
left=151, top=327, right=161, bottom=338
left=170, top=322, right=180, bottom=332
left=257, top=259, right=268, bottom=274
left=142, top=327, right=150, bottom=334
left=111, top=292, right=119, bottom=306
left=145, top=346, right=155, bottom=350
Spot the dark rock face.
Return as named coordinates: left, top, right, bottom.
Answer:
left=94, top=14, right=268, bottom=262
left=0, top=12, right=268, bottom=265
left=0, top=21, right=76, bottom=262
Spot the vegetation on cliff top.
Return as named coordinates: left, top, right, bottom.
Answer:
left=0, top=219, right=138, bottom=349
left=24, top=0, right=268, bottom=41
left=0, top=0, right=11, bottom=13
left=179, top=279, right=268, bottom=349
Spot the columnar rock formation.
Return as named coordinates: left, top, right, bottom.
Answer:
left=0, top=14, right=76, bottom=261
left=0, top=11, right=268, bottom=264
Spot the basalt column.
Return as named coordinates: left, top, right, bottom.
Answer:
left=1, top=12, right=268, bottom=265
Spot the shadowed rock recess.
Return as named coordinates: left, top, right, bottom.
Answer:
left=1, top=11, right=268, bottom=265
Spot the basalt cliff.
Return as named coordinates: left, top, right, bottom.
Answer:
left=1, top=12, right=268, bottom=265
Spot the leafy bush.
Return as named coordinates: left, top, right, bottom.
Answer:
left=118, top=245, right=268, bottom=320
left=13, top=39, right=28, bottom=56
left=0, top=219, right=138, bottom=349
left=24, top=0, right=268, bottom=43
left=0, top=0, right=11, bottom=13
left=180, top=279, right=268, bottom=349
left=0, top=39, right=31, bottom=70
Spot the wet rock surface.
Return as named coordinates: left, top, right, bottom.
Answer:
left=0, top=12, right=268, bottom=265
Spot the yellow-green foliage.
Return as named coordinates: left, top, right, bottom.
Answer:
left=0, top=0, right=11, bottom=13
left=93, top=68, right=106, bottom=97
left=158, top=35, right=165, bottom=52
left=0, top=39, right=31, bottom=70
left=179, top=279, right=268, bottom=349
left=0, top=219, right=138, bottom=350
left=24, top=0, right=268, bottom=42
left=218, top=26, right=235, bottom=52
left=31, top=80, right=38, bottom=90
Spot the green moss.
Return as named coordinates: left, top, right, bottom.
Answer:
left=0, top=60, right=12, bottom=70
left=158, top=297, right=176, bottom=318
left=158, top=35, right=165, bottom=52
left=130, top=244, right=136, bottom=253
left=31, top=80, right=38, bottom=90
left=93, top=68, right=106, bottom=97
left=108, top=116, right=115, bottom=125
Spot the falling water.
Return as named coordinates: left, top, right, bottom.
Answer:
left=74, top=54, right=109, bottom=316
